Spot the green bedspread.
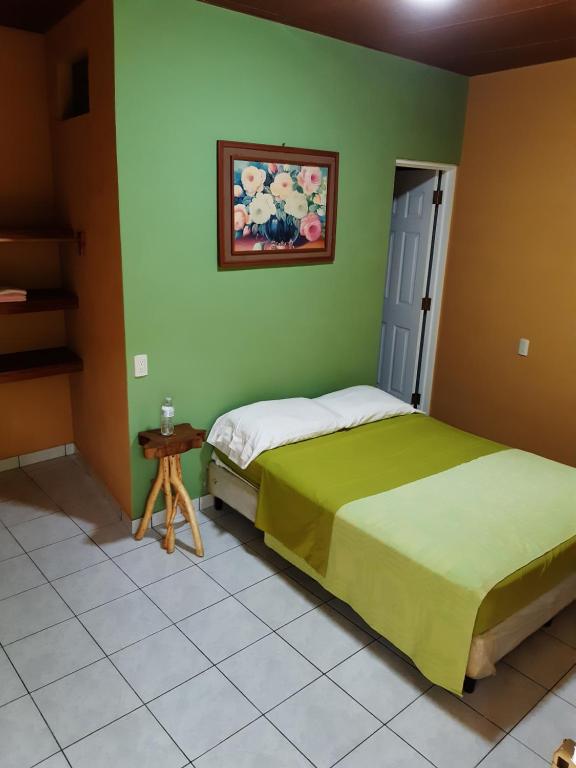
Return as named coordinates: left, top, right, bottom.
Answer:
left=254, top=416, right=576, bottom=693
left=256, top=415, right=504, bottom=573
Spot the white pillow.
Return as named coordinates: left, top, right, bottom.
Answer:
left=315, top=385, right=414, bottom=429
left=207, top=397, right=344, bottom=468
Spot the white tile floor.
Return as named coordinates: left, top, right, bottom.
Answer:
left=0, top=456, right=574, bottom=768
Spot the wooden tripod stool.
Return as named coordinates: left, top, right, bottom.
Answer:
left=135, top=423, right=206, bottom=555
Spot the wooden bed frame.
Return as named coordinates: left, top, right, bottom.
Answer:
left=208, top=458, right=576, bottom=690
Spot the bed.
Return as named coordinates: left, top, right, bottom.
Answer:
left=206, top=390, right=576, bottom=694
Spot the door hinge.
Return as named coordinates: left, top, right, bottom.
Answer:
left=421, top=296, right=432, bottom=312
left=433, top=190, right=443, bottom=205
left=411, top=392, right=421, bottom=408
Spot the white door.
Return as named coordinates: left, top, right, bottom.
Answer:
left=378, top=169, right=437, bottom=404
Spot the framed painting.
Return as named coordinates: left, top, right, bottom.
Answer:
left=217, top=140, right=339, bottom=269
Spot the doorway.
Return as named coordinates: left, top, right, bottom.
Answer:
left=377, top=161, right=456, bottom=413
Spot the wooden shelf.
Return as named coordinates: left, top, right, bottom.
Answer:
left=0, top=347, right=83, bottom=383
left=0, top=228, right=78, bottom=244
left=0, top=289, right=78, bottom=315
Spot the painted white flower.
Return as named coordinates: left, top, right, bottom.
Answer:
left=249, top=192, right=276, bottom=224
left=317, top=207, right=326, bottom=218
left=270, top=172, right=294, bottom=200
left=252, top=242, right=264, bottom=251
left=284, top=191, right=309, bottom=219
left=233, top=184, right=244, bottom=198
left=241, top=166, right=266, bottom=196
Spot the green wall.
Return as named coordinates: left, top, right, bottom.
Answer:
left=113, top=0, right=468, bottom=518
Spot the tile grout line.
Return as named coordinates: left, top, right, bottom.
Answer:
left=0, top=584, right=76, bottom=649
left=26, top=553, right=114, bottom=595
left=470, top=672, right=576, bottom=768
left=186, top=712, right=263, bottom=765
left=63, top=524, right=266, bottom=764
left=28, top=550, right=194, bottom=763
left=194, top=544, right=292, bottom=594
left=0, top=551, right=48, bottom=602
left=100, top=527, right=439, bottom=765
left=135, top=531, right=343, bottom=765
left=376, top=692, right=449, bottom=768
left=127, top=532, right=282, bottom=765
left=551, top=659, right=576, bottom=703
left=129, top=553, right=269, bottom=765
left=500, top=656, right=576, bottom=699
left=260, top=669, right=384, bottom=768
left=502, top=646, right=576, bottom=680
left=382, top=724, right=440, bottom=768
left=0, top=521, right=133, bottom=645
left=29, top=528, right=108, bottom=554
left=508, top=731, right=564, bottom=765
left=2, top=507, right=304, bottom=648
left=1, top=632, right=69, bottom=766
left=505, top=675, right=576, bottom=763
left=218, top=580, right=405, bottom=736
left=328, top=724, right=394, bottom=768
left=451, top=669, right=550, bottom=736
left=0, top=469, right=284, bottom=759
left=30, top=750, right=74, bottom=768
left=262, top=717, right=318, bottom=767
left=19, top=462, right=124, bottom=535
left=327, top=598, right=380, bottom=639
left=175, top=616, right=274, bottom=666
left=8, top=570, right=565, bottom=765
left=3, top=469, right=573, bottom=767
left=4, top=532, right=261, bottom=654
left=9, top=525, right=85, bottom=553
left=540, top=623, right=576, bottom=651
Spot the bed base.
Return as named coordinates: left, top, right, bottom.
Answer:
left=208, top=460, right=575, bottom=686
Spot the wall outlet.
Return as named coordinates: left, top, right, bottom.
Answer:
left=517, top=338, right=530, bottom=357
left=134, top=354, right=148, bottom=377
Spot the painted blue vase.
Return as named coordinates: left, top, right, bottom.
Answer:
left=263, top=216, right=299, bottom=248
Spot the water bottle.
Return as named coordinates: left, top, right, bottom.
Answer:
left=160, top=396, right=175, bottom=436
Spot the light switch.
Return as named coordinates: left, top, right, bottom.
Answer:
left=518, top=338, right=530, bottom=357
left=134, top=354, right=148, bottom=377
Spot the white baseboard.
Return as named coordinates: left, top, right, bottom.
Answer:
left=0, top=443, right=210, bottom=537
left=130, top=493, right=215, bottom=533
left=0, top=443, right=78, bottom=471
left=0, top=456, right=19, bottom=472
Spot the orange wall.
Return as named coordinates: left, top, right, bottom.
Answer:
left=432, top=58, right=576, bottom=466
left=46, top=0, right=132, bottom=513
left=0, top=26, right=74, bottom=458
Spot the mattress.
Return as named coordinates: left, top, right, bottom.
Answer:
left=214, top=424, right=576, bottom=637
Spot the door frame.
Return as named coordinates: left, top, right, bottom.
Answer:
left=390, top=159, right=457, bottom=413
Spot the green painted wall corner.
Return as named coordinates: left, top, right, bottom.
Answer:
left=113, top=0, right=468, bottom=519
